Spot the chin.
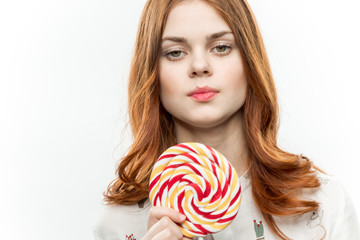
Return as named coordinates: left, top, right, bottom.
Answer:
left=173, top=109, right=243, bottom=130
left=177, top=117, right=226, bottom=129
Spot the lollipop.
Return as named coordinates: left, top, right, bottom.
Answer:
left=149, top=142, right=241, bottom=238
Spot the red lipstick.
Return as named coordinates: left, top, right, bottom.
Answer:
left=187, top=86, right=219, bottom=102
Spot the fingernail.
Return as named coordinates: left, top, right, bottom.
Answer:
left=178, top=214, right=186, bottom=221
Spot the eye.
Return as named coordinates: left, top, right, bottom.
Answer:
left=215, top=45, right=228, bottom=52
left=165, top=50, right=185, bottom=61
left=169, top=51, right=182, bottom=57
left=212, top=44, right=232, bottom=55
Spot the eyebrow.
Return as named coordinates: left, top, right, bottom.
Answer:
left=161, top=31, right=233, bottom=43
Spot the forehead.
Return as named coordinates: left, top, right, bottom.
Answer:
left=163, top=0, right=231, bottom=37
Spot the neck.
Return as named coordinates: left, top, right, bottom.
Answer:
left=174, top=110, right=249, bottom=176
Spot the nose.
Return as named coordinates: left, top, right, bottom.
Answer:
left=188, top=52, right=213, bottom=78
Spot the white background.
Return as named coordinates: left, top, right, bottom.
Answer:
left=0, top=0, right=359, bottom=239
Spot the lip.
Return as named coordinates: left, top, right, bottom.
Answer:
left=187, top=86, right=219, bottom=102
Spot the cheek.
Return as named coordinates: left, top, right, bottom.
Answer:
left=218, top=56, right=247, bottom=92
left=159, top=61, right=182, bottom=103
left=159, top=60, right=188, bottom=95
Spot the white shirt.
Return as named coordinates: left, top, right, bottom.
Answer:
left=93, top=172, right=360, bottom=239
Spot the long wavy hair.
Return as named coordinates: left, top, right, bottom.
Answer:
left=104, top=0, right=322, bottom=238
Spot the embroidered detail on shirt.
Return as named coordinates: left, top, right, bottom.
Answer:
left=253, top=220, right=265, bottom=239
left=126, top=233, right=136, bottom=240
left=306, top=211, right=326, bottom=240
left=317, top=176, right=329, bottom=185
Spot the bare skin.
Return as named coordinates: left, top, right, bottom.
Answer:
left=142, top=207, right=191, bottom=240
left=159, top=0, right=249, bottom=176
left=144, top=0, right=248, bottom=239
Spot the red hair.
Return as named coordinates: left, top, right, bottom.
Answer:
left=104, top=0, right=322, bottom=238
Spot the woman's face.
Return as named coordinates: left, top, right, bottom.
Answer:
left=159, top=0, right=247, bottom=129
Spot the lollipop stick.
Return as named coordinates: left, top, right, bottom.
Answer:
left=193, top=234, right=214, bottom=240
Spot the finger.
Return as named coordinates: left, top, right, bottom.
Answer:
left=150, top=206, right=186, bottom=224
left=155, top=228, right=183, bottom=240
left=147, top=216, right=183, bottom=240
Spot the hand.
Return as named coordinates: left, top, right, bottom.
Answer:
left=141, top=206, right=192, bottom=240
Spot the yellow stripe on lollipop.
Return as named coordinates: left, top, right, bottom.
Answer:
left=165, top=147, right=184, bottom=154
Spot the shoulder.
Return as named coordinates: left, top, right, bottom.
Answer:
left=306, top=172, right=352, bottom=205
left=93, top=199, right=151, bottom=240
left=303, top=171, right=354, bottom=213
left=271, top=172, right=360, bottom=239
left=303, top=171, right=360, bottom=238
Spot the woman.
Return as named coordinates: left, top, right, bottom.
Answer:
left=94, top=0, right=359, bottom=239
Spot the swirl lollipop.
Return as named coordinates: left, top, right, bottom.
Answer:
left=149, top=142, right=241, bottom=238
